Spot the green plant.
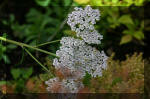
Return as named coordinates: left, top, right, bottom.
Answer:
left=103, top=6, right=144, bottom=45
left=82, top=72, right=92, bottom=87
left=35, top=0, right=51, bottom=6
left=73, top=2, right=146, bottom=45
left=74, top=0, right=145, bottom=6
left=0, top=34, right=17, bottom=64
left=89, top=53, right=144, bottom=93
left=0, top=0, right=146, bottom=94
left=10, top=67, right=33, bottom=93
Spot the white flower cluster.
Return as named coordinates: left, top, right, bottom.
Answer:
left=45, top=77, right=60, bottom=92
left=45, top=6, right=108, bottom=93
left=45, top=77, right=83, bottom=93
left=67, top=5, right=103, bottom=44
left=62, top=79, right=83, bottom=93
left=53, top=37, right=108, bottom=78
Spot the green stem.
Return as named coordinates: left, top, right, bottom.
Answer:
left=35, top=40, right=60, bottom=47
left=24, top=48, right=50, bottom=73
left=0, top=37, right=58, bottom=58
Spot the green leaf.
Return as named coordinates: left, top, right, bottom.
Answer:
left=22, top=67, right=33, bottom=79
left=64, top=0, right=71, bottom=6
left=133, top=31, right=144, bottom=40
left=112, top=77, right=122, bottom=86
left=15, top=78, right=25, bottom=93
left=35, top=0, right=51, bottom=6
left=122, top=30, right=133, bottom=35
left=2, top=20, right=8, bottom=25
left=2, top=55, right=11, bottom=64
left=118, top=15, right=134, bottom=25
left=82, top=72, right=91, bottom=87
left=63, top=30, right=76, bottom=37
left=91, top=0, right=102, bottom=6
left=11, top=68, right=21, bottom=80
left=10, top=14, right=15, bottom=23
left=39, top=73, right=51, bottom=81
left=120, top=35, right=132, bottom=45
left=112, top=0, right=118, bottom=4
left=0, top=81, right=6, bottom=86
left=125, top=24, right=135, bottom=31
left=140, top=21, right=144, bottom=30
left=2, top=33, right=7, bottom=38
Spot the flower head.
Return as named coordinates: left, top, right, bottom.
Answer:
left=67, top=5, right=102, bottom=44
left=46, top=6, right=108, bottom=93
left=45, top=77, right=83, bottom=93
left=53, top=37, right=108, bottom=78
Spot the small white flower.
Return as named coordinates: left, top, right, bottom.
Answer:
left=61, top=79, right=83, bottom=93
left=45, top=77, right=61, bottom=92
left=53, top=37, right=108, bottom=78
left=46, top=6, right=108, bottom=93
left=67, top=5, right=102, bottom=44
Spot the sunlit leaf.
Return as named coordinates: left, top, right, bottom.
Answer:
left=11, top=68, right=21, bottom=80
left=112, top=77, right=122, bottom=86
left=0, top=81, right=6, bottom=86
left=118, top=14, right=134, bottom=25
left=74, top=0, right=90, bottom=4
left=35, top=0, right=51, bottom=6
left=64, top=0, right=71, bottom=6
left=133, top=31, right=144, bottom=40
left=2, top=55, right=11, bottom=64
left=91, top=0, right=102, bottom=6
left=83, top=72, right=91, bottom=87
left=22, top=67, right=33, bottom=79
left=120, top=35, right=132, bottom=45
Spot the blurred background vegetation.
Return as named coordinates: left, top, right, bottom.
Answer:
left=0, top=0, right=149, bottom=96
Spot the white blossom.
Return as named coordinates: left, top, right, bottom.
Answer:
left=53, top=37, right=108, bottom=78
left=46, top=6, right=108, bottom=93
left=67, top=5, right=102, bottom=44
left=45, top=77, right=61, bottom=92
left=45, top=77, right=83, bottom=93
left=61, top=79, right=83, bottom=93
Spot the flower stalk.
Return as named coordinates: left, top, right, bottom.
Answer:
left=0, top=36, right=58, bottom=58
left=35, top=40, right=60, bottom=47
left=24, top=48, right=50, bottom=73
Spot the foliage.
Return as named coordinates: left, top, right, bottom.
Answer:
left=145, top=58, right=150, bottom=98
left=74, top=0, right=145, bottom=6
left=10, top=67, right=33, bottom=93
left=103, top=7, right=144, bottom=45
left=0, top=33, right=17, bottom=64
left=1, top=0, right=73, bottom=65
left=35, top=0, right=51, bottom=6
left=0, top=0, right=148, bottom=95
left=0, top=52, right=144, bottom=93
left=5, top=67, right=33, bottom=93
left=8, top=9, right=60, bottom=46
left=73, top=3, right=145, bottom=46
left=88, top=53, right=144, bottom=93
left=82, top=72, right=92, bottom=87
left=4, top=1, right=73, bottom=47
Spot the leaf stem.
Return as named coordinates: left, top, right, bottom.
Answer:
left=35, top=40, right=60, bottom=47
left=0, top=37, right=58, bottom=58
left=24, top=48, right=49, bottom=73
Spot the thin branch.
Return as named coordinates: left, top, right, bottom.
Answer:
left=0, top=37, right=58, bottom=58
left=35, top=39, right=60, bottom=47
left=24, top=48, right=50, bottom=73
